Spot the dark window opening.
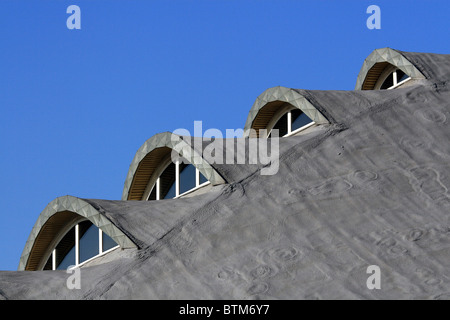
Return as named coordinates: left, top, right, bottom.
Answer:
left=148, top=185, right=157, bottom=201
left=56, top=226, right=76, bottom=270
left=179, top=163, right=196, bottom=195
left=270, top=113, right=288, bottom=137
left=397, top=69, right=409, bottom=83
left=79, top=221, right=99, bottom=263
left=160, top=162, right=176, bottom=199
left=380, top=73, right=394, bottom=89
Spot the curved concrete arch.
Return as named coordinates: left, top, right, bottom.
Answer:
left=122, top=132, right=226, bottom=201
left=243, top=86, right=329, bottom=137
left=18, top=195, right=137, bottom=271
left=355, top=48, right=426, bottom=90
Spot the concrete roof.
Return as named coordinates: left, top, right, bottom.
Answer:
left=1, top=49, right=450, bottom=299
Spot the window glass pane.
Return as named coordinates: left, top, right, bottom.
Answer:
left=291, top=109, right=313, bottom=131
left=199, top=171, right=208, bottom=185
left=271, top=113, right=288, bottom=137
left=397, top=69, right=409, bottom=83
left=380, top=73, right=394, bottom=89
left=57, top=246, right=75, bottom=270
left=102, top=232, right=118, bottom=252
left=148, top=185, right=157, bottom=201
left=44, top=254, right=53, bottom=270
left=164, top=183, right=176, bottom=199
left=56, top=226, right=76, bottom=270
left=179, top=163, right=196, bottom=194
left=160, top=162, right=176, bottom=199
left=79, top=221, right=99, bottom=263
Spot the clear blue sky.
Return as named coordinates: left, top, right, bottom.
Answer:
left=0, top=0, right=448, bottom=271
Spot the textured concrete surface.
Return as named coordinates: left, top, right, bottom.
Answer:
left=0, top=51, right=449, bottom=300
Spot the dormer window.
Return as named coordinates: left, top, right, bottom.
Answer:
left=243, top=87, right=329, bottom=138
left=123, top=132, right=225, bottom=201
left=377, top=67, right=411, bottom=90
left=355, top=48, right=425, bottom=90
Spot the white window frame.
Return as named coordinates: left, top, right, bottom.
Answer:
left=267, top=108, right=316, bottom=138
left=146, top=160, right=210, bottom=201
left=287, top=119, right=316, bottom=137
left=49, top=221, right=119, bottom=270
left=388, top=72, right=411, bottom=90
left=176, top=167, right=210, bottom=199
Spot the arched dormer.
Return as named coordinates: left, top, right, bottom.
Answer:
left=18, top=196, right=137, bottom=271
left=355, top=48, right=426, bottom=90
left=243, top=86, right=329, bottom=138
left=122, top=132, right=226, bottom=201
